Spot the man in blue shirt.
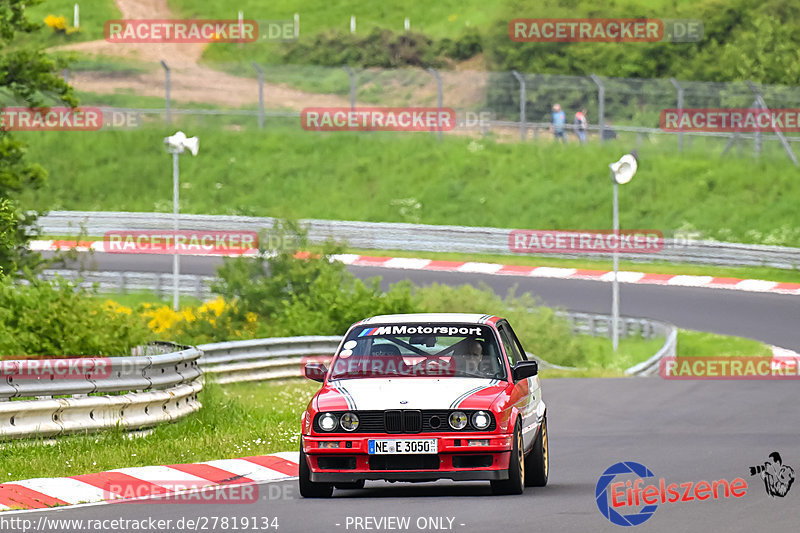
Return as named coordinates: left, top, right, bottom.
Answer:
left=551, top=103, right=567, bottom=144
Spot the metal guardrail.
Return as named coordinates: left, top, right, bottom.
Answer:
left=0, top=312, right=671, bottom=440
left=196, top=312, right=674, bottom=382
left=624, top=327, right=678, bottom=377
left=37, top=269, right=215, bottom=299
left=198, top=336, right=343, bottom=383
left=0, top=347, right=203, bottom=439
left=38, top=211, right=800, bottom=270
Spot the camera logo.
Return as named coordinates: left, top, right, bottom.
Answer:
left=749, top=452, right=795, bottom=498
left=595, top=461, right=658, bottom=527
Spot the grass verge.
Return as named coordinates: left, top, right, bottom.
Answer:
left=16, top=125, right=800, bottom=248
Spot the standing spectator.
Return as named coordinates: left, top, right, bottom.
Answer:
left=551, top=103, right=567, bottom=144
left=574, top=107, right=588, bottom=143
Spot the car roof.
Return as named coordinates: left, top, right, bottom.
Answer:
left=356, top=313, right=502, bottom=325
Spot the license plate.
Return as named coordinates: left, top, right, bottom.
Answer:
left=368, top=439, right=438, bottom=455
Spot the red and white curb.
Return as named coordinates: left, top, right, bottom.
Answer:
left=772, top=345, right=800, bottom=368
left=32, top=240, right=800, bottom=296
left=0, top=452, right=298, bottom=512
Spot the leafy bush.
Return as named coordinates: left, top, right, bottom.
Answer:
left=0, top=277, right=149, bottom=356
left=210, top=221, right=418, bottom=337
left=280, top=27, right=482, bottom=68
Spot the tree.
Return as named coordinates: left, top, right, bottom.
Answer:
left=0, top=0, right=76, bottom=277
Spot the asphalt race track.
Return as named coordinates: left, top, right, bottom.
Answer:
left=7, top=379, right=800, bottom=533
left=13, top=252, right=797, bottom=533
left=52, top=252, right=800, bottom=350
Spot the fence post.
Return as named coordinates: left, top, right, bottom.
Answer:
left=61, top=68, right=70, bottom=83
left=343, top=66, right=356, bottom=110
left=590, top=74, right=605, bottom=142
left=512, top=70, right=526, bottom=141
left=294, top=13, right=299, bottom=38
left=73, top=3, right=79, bottom=28
left=670, top=77, right=683, bottom=152
left=160, top=60, right=171, bottom=125
left=747, top=80, right=799, bottom=166
left=428, top=68, right=443, bottom=141
left=350, top=15, right=356, bottom=34
left=252, top=62, right=264, bottom=129
left=404, top=17, right=410, bottom=31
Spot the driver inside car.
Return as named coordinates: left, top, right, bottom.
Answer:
left=458, top=339, right=491, bottom=376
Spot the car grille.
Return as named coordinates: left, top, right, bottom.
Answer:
left=313, top=410, right=496, bottom=433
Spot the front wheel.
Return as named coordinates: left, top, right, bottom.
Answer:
left=491, top=421, right=525, bottom=495
left=299, top=445, right=333, bottom=498
left=525, top=416, right=548, bottom=487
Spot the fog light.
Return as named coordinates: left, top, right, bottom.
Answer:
left=467, top=439, right=490, bottom=447
left=319, top=441, right=340, bottom=449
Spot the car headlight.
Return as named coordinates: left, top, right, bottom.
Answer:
left=471, top=411, right=491, bottom=430
left=319, top=413, right=338, bottom=431
left=340, top=412, right=359, bottom=432
left=449, top=411, right=468, bottom=430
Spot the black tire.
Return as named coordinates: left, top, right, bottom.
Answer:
left=298, top=445, right=333, bottom=498
left=525, top=416, right=549, bottom=487
left=491, top=421, right=525, bottom=495
left=334, top=480, right=365, bottom=490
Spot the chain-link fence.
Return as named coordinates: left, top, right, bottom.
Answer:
left=32, top=62, right=800, bottom=164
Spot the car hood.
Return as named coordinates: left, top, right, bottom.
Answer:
left=317, top=377, right=508, bottom=411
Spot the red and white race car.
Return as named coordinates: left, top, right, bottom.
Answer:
left=299, top=313, right=548, bottom=497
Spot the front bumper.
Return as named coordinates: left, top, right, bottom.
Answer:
left=302, top=433, right=513, bottom=483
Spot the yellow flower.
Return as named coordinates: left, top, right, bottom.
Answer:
left=103, top=300, right=132, bottom=315
left=44, top=15, right=68, bottom=31
left=198, top=296, right=227, bottom=317
left=246, top=312, right=258, bottom=323
left=146, top=305, right=181, bottom=333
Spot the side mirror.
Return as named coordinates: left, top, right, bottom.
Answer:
left=512, top=360, right=538, bottom=382
left=303, top=362, right=327, bottom=382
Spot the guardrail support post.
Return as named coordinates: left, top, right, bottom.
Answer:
left=512, top=70, right=526, bottom=141
left=252, top=62, right=265, bottom=129
left=160, top=60, right=171, bottom=125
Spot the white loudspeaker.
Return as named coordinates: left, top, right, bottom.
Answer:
left=609, top=154, right=637, bottom=184
left=164, top=131, right=199, bottom=156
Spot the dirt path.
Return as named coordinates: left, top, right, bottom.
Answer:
left=54, top=0, right=347, bottom=109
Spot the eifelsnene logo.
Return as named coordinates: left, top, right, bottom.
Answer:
left=595, top=461, right=747, bottom=526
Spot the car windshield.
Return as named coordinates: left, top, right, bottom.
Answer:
left=329, top=323, right=506, bottom=380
